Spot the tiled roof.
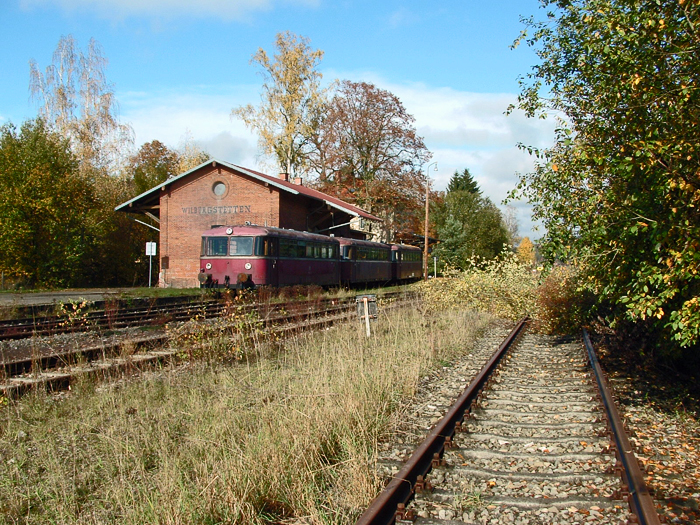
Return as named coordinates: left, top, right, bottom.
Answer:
left=115, top=159, right=381, bottom=222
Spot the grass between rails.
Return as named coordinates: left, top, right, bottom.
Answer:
left=0, top=302, right=495, bottom=524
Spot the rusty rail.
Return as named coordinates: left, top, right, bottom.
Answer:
left=582, top=329, right=661, bottom=525
left=355, top=317, right=528, bottom=525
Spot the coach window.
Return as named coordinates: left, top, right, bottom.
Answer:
left=297, top=241, right=306, bottom=258
left=279, top=239, right=294, bottom=258
left=257, top=237, right=276, bottom=257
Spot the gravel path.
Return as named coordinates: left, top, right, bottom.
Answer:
left=378, top=328, right=634, bottom=525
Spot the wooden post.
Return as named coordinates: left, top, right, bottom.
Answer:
left=363, top=297, right=371, bottom=337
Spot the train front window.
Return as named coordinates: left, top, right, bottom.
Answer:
left=229, top=237, right=253, bottom=256
left=205, top=237, right=228, bottom=256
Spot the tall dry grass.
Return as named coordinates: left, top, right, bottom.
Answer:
left=0, top=302, right=493, bottom=524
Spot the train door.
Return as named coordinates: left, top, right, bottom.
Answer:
left=261, top=236, right=278, bottom=287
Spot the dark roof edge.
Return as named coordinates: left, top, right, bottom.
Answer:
left=114, top=158, right=380, bottom=222
left=114, top=159, right=298, bottom=212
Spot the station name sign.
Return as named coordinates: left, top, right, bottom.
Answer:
left=181, top=205, right=252, bottom=215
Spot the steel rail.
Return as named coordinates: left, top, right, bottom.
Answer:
left=355, top=317, right=528, bottom=525
left=582, top=329, right=661, bottom=525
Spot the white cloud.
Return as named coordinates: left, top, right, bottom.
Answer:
left=362, top=79, right=555, bottom=239
left=120, top=85, right=261, bottom=167
left=118, top=76, right=554, bottom=239
left=19, top=0, right=319, bottom=21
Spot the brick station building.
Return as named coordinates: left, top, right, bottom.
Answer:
left=116, top=159, right=380, bottom=288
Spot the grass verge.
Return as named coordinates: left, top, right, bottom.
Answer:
left=0, top=301, right=494, bottom=524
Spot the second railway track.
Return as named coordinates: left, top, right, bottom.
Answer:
left=0, top=291, right=415, bottom=398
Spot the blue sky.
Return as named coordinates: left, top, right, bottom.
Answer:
left=1, top=0, right=555, bottom=239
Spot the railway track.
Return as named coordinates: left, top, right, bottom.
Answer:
left=0, top=292, right=408, bottom=340
left=358, top=320, right=660, bottom=525
left=0, top=291, right=414, bottom=398
left=0, top=296, right=226, bottom=340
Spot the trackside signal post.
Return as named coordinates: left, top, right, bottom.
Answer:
left=356, top=294, right=378, bottom=337
left=146, top=242, right=157, bottom=287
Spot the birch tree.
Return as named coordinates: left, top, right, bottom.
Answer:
left=30, top=35, right=133, bottom=176
left=232, top=32, right=326, bottom=176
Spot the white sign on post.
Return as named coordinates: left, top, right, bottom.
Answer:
left=146, top=242, right=157, bottom=287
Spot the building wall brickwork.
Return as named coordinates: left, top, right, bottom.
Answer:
left=279, top=192, right=312, bottom=232
left=116, top=160, right=376, bottom=288
left=160, top=164, right=281, bottom=287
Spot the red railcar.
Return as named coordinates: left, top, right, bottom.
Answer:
left=391, top=244, right=423, bottom=282
left=199, top=224, right=422, bottom=289
left=337, top=237, right=393, bottom=286
left=199, top=225, right=340, bottom=289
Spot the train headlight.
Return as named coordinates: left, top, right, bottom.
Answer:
left=226, top=228, right=233, bottom=235
left=205, top=263, right=212, bottom=270
left=244, top=262, right=252, bottom=270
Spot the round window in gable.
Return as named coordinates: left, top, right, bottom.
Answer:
left=212, top=181, right=227, bottom=196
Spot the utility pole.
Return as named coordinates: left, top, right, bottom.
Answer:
left=424, top=162, right=438, bottom=280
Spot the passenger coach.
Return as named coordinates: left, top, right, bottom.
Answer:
left=338, top=237, right=392, bottom=286
left=199, top=225, right=340, bottom=289
left=392, top=244, right=423, bottom=283
left=199, top=224, right=424, bottom=289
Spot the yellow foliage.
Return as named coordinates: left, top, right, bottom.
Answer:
left=418, top=250, right=539, bottom=321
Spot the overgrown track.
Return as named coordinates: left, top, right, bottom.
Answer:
left=0, top=296, right=222, bottom=340
left=358, top=321, right=661, bottom=525
left=0, top=291, right=414, bottom=398
left=0, top=292, right=409, bottom=341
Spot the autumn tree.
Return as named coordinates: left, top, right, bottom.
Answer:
left=0, top=119, right=94, bottom=286
left=308, top=80, right=431, bottom=240
left=512, top=0, right=700, bottom=356
left=517, top=237, right=536, bottom=266
left=29, top=35, right=133, bottom=176
left=129, top=140, right=181, bottom=195
left=176, top=131, right=210, bottom=173
left=232, top=32, right=326, bottom=176
left=26, top=36, right=165, bottom=286
left=432, top=170, right=509, bottom=270
left=502, top=205, right=521, bottom=246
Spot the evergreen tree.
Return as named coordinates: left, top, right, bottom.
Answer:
left=432, top=178, right=509, bottom=270
left=446, top=168, right=480, bottom=195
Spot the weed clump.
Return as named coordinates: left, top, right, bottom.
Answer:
left=534, top=264, right=595, bottom=334
left=419, top=250, right=539, bottom=321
